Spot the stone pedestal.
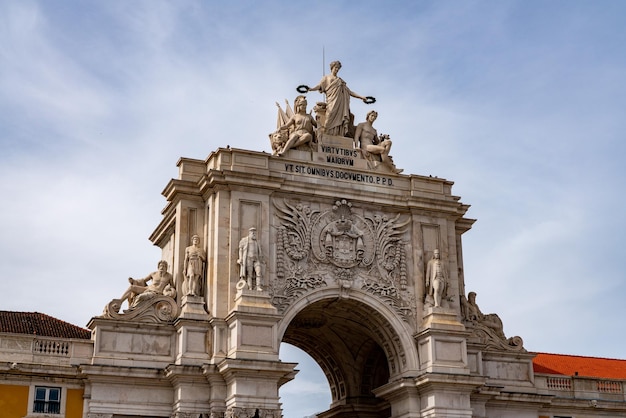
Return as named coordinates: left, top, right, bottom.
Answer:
left=233, top=288, right=277, bottom=314
left=178, top=294, right=210, bottom=320
left=227, top=289, right=281, bottom=361
left=416, top=308, right=470, bottom=375
left=217, top=358, right=297, bottom=416
left=174, top=295, right=212, bottom=366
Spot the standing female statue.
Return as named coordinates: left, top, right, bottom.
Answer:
left=306, top=61, right=371, bottom=137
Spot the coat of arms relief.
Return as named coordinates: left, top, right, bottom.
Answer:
left=270, top=199, right=415, bottom=322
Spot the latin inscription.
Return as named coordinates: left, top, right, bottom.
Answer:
left=321, top=145, right=360, bottom=158
left=326, top=155, right=354, bottom=166
left=284, top=163, right=394, bottom=186
left=322, top=146, right=359, bottom=167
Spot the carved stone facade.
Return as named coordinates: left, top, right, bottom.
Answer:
left=74, top=140, right=486, bottom=417
left=2, top=142, right=626, bottom=417
left=5, top=70, right=622, bottom=417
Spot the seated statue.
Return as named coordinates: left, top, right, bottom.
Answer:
left=118, top=260, right=176, bottom=311
left=277, top=95, right=317, bottom=155
left=462, top=291, right=506, bottom=340
left=354, top=110, right=402, bottom=173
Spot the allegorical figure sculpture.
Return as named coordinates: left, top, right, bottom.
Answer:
left=117, top=260, right=176, bottom=311
left=306, top=60, right=371, bottom=137
left=183, top=234, right=206, bottom=297
left=354, top=110, right=403, bottom=174
left=462, top=291, right=525, bottom=351
left=277, top=95, right=317, bottom=155
left=463, top=291, right=506, bottom=339
left=237, top=227, right=263, bottom=291
left=425, top=249, right=447, bottom=308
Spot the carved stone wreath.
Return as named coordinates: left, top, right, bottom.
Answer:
left=271, top=199, right=415, bottom=321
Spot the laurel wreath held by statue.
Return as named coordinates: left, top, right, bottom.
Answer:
left=296, top=84, right=375, bottom=104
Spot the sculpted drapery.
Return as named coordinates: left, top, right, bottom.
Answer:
left=317, top=73, right=352, bottom=136
left=309, top=60, right=367, bottom=137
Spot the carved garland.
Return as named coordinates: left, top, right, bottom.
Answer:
left=271, top=199, right=415, bottom=322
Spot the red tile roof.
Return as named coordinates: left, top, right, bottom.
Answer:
left=0, top=311, right=91, bottom=340
left=533, top=352, right=626, bottom=379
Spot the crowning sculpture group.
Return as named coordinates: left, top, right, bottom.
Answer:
left=271, top=60, right=402, bottom=174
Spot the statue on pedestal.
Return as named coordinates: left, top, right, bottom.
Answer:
left=237, top=227, right=263, bottom=291
left=183, top=234, right=206, bottom=297
left=425, top=249, right=447, bottom=308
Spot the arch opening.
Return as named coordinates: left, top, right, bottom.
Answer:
left=281, top=297, right=397, bottom=418
left=279, top=343, right=331, bottom=418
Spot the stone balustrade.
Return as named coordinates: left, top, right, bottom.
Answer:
left=0, top=334, right=93, bottom=366
left=535, top=374, right=625, bottom=401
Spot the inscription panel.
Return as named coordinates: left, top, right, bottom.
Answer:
left=99, top=330, right=172, bottom=356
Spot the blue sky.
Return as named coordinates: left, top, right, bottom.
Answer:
left=1, top=1, right=625, bottom=417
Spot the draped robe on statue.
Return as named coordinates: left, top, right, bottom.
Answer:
left=318, top=75, right=352, bottom=136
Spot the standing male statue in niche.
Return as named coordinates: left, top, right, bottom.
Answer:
left=183, top=234, right=206, bottom=297
left=237, top=227, right=263, bottom=291
left=425, top=249, right=447, bottom=307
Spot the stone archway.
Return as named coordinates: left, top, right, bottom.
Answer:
left=279, top=291, right=416, bottom=418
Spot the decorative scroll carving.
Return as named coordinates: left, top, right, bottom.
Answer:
left=272, top=199, right=415, bottom=321
left=468, top=324, right=526, bottom=352
left=103, top=295, right=178, bottom=323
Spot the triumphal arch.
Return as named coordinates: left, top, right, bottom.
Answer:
left=87, top=62, right=533, bottom=418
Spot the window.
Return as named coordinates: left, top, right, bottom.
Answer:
left=33, top=386, right=61, bottom=414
